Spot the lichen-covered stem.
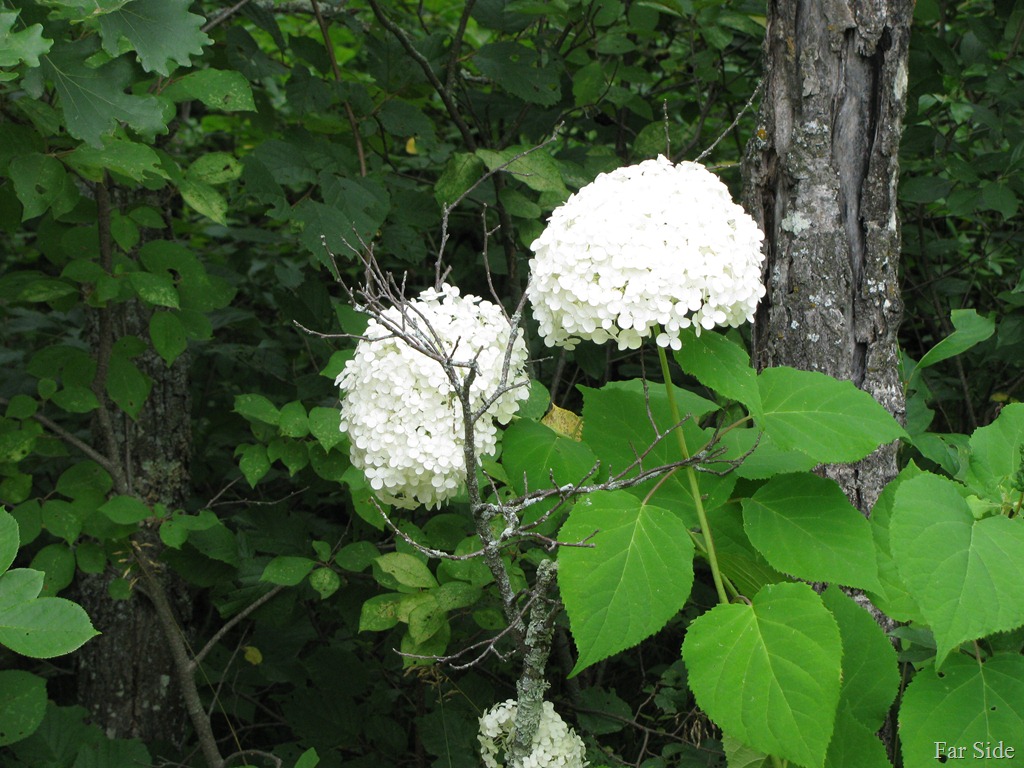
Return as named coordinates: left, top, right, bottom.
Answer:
left=508, top=559, right=560, bottom=766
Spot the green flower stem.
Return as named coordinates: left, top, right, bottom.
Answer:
left=657, top=343, right=730, bottom=605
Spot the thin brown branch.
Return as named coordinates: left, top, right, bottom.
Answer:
left=190, top=585, right=286, bottom=671
left=133, top=542, right=225, bottom=768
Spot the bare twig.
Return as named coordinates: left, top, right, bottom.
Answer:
left=190, top=585, right=286, bottom=672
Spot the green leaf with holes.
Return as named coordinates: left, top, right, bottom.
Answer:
left=899, top=654, right=1024, bottom=768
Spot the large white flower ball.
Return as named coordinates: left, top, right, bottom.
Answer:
left=478, top=699, right=587, bottom=768
left=336, top=285, right=528, bottom=510
left=528, top=155, right=766, bottom=351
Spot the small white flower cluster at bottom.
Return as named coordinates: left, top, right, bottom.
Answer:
left=478, top=699, right=587, bottom=768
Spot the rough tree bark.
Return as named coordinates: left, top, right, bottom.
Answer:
left=75, top=184, right=192, bottom=749
left=743, top=0, right=912, bottom=512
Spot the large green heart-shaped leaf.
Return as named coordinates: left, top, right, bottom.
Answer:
left=742, top=474, right=881, bottom=591
left=758, top=368, right=906, bottom=463
left=682, top=582, right=842, bottom=768
left=964, top=402, right=1024, bottom=500
left=674, top=328, right=762, bottom=417
left=891, top=473, right=1024, bottom=666
left=559, top=491, right=694, bottom=675
left=899, top=654, right=1024, bottom=768
left=580, top=381, right=726, bottom=526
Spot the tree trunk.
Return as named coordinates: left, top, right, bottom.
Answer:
left=76, top=186, right=193, bottom=750
left=743, top=0, right=912, bottom=512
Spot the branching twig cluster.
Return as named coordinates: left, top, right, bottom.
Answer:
left=331, top=240, right=748, bottom=766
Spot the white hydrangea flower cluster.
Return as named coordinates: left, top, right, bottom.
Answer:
left=527, top=155, right=766, bottom=351
left=478, top=699, right=587, bottom=768
left=336, top=285, right=528, bottom=510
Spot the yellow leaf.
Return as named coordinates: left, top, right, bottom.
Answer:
left=243, top=645, right=263, bottom=665
left=541, top=404, right=584, bottom=441
left=405, top=137, right=417, bottom=155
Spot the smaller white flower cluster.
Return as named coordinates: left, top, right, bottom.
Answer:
left=336, top=285, right=528, bottom=510
left=528, top=155, right=766, bottom=351
left=478, top=699, right=587, bottom=768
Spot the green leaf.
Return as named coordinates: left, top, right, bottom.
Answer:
left=8, top=154, right=79, bottom=221
left=899, top=654, right=1024, bottom=767
left=50, top=386, right=100, bottom=414
left=41, top=500, right=81, bottom=544
left=187, top=152, right=243, bottom=185
left=558, top=491, right=695, bottom=675
left=294, top=747, right=320, bottom=768
left=979, top=181, right=1018, bottom=219
left=359, top=593, right=403, bottom=632
left=434, top=152, right=484, bottom=206
left=29, top=544, right=75, bottom=596
left=716, top=428, right=819, bottom=479
left=741, top=473, right=881, bottom=591
left=0, top=13, right=52, bottom=68
left=128, top=271, right=179, bottom=308
left=758, top=367, right=906, bottom=463
left=65, top=138, right=168, bottom=183
left=824, top=704, right=893, bottom=768
left=476, top=146, right=569, bottom=195
left=675, top=328, right=762, bottom=416
left=572, top=60, right=606, bottom=106
left=97, top=0, right=211, bottom=76
left=0, top=670, right=47, bottom=746
left=159, top=509, right=219, bottom=548
left=964, top=403, right=1024, bottom=499
left=334, top=541, right=380, bottom=573
left=278, top=402, right=309, bottom=438
left=309, top=407, right=345, bottom=451
left=374, top=553, right=437, bottom=590
left=236, top=444, right=270, bottom=487
left=890, top=473, right=1024, bottom=667
left=43, top=38, right=168, bottom=147
left=0, top=570, right=44, bottom=612
left=913, top=309, right=995, bottom=379
left=261, top=556, right=315, bottom=587
left=501, top=420, right=597, bottom=492
left=162, top=68, right=256, bottom=111
left=0, top=597, right=99, bottom=658
left=0, top=509, right=19, bottom=574
left=149, top=311, right=187, bottom=367
left=581, top=381, right=728, bottom=525
left=866, top=464, right=926, bottom=623
left=821, top=586, right=899, bottom=729
left=474, top=42, right=561, bottom=105
left=682, top=582, right=842, bottom=768
left=98, top=495, right=150, bottom=525
left=293, top=175, right=390, bottom=269
left=234, top=394, right=280, bottom=426
left=179, top=179, right=227, bottom=224
left=105, top=352, right=151, bottom=419
left=432, top=581, right=481, bottom=611
left=309, top=568, right=340, bottom=600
